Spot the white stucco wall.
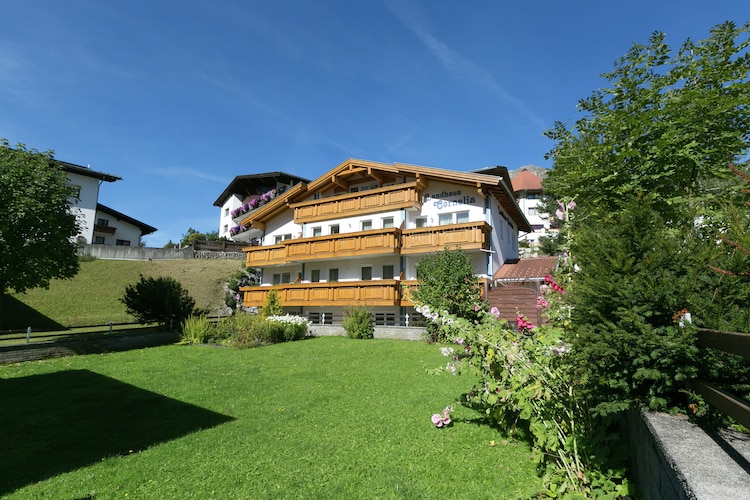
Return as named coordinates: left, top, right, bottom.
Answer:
left=67, top=172, right=101, bottom=244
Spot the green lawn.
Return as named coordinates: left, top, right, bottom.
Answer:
left=2, top=337, right=541, bottom=498
left=1, top=258, right=244, bottom=330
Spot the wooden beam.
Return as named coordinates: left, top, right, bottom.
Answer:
left=692, top=379, right=750, bottom=430
left=331, top=174, right=348, bottom=190
left=697, top=329, right=750, bottom=360
left=367, top=167, right=384, bottom=184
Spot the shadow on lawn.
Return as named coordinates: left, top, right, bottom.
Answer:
left=0, top=369, right=234, bottom=496
left=0, top=295, right=66, bottom=331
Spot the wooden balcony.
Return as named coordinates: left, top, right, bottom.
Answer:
left=241, top=280, right=407, bottom=307
left=290, top=182, right=422, bottom=224
left=245, top=228, right=401, bottom=267
left=244, top=222, right=492, bottom=267
left=94, top=224, right=116, bottom=235
left=400, top=221, right=491, bottom=254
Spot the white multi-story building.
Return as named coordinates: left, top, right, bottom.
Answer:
left=213, top=172, right=309, bottom=242
left=237, top=158, right=531, bottom=325
left=63, top=161, right=156, bottom=246
left=510, top=167, right=552, bottom=250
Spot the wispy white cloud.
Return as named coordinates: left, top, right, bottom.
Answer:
left=150, top=166, right=228, bottom=184
left=384, top=0, right=546, bottom=131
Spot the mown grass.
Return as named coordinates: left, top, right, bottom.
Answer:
left=1, top=337, right=542, bottom=499
left=1, top=258, right=244, bottom=329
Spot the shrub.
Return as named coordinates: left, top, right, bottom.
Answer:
left=218, top=313, right=310, bottom=348
left=261, top=289, right=283, bottom=316
left=120, top=275, right=196, bottom=328
left=343, top=307, right=374, bottom=339
left=266, top=314, right=310, bottom=341
left=179, top=315, right=212, bottom=344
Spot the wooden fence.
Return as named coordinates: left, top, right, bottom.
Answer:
left=693, top=328, right=750, bottom=430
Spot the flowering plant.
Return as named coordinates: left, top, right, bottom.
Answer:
left=430, top=406, right=453, bottom=428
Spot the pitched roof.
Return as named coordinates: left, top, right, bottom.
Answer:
left=61, top=161, right=121, bottom=183
left=511, top=169, right=543, bottom=192
left=236, top=158, right=532, bottom=233
left=213, top=171, right=310, bottom=207
left=492, top=256, right=559, bottom=282
left=97, top=204, right=157, bottom=235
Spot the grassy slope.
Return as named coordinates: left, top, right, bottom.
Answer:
left=1, top=258, right=245, bottom=329
left=1, top=337, right=541, bottom=498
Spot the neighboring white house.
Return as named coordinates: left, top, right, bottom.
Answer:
left=509, top=166, right=552, bottom=252
left=92, top=203, right=157, bottom=246
left=213, top=172, right=310, bottom=242
left=62, top=161, right=156, bottom=246
left=237, top=158, right=532, bottom=325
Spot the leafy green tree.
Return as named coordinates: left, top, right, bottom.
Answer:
left=409, top=248, right=484, bottom=322
left=0, top=140, right=81, bottom=294
left=544, top=21, right=750, bottom=222
left=179, top=228, right=221, bottom=247
left=121, top=275, right=196, bottom=328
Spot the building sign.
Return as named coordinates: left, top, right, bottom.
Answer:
left=424, top=190, right=476, bottom=209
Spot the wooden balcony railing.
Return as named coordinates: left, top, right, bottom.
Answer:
left=244, top=222, right=492, bottom=267
left=93, top=224, right=116, bottom=235
left=400, top=221, right=491, bottom=254
left=290, top=182, right=422, bottom=224
left=242, top=280, right=409, bottom=307
left=245, top=228, right=401, bottom=267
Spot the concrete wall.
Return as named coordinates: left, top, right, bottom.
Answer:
left=79, top=244, right=191, bottom=260
left=310, top=324, right=425, bottom=341
left=78, top=244, right=246, bottom=261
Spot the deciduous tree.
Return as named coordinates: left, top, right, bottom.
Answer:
left=0, top=140, right=80, bottom=294
left=544, top=21, right=750, bottom=221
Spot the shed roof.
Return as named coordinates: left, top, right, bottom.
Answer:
left=493, top=256, right=559, bottom=282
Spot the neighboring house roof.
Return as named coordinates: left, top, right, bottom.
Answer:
left=492, top=256, right=559, bottom=282
left=97, top=203, right=157, bottom=235
left=61, top=161, right=121, bottom=183
left=237, top=158, right=533, bottom=233
left=509, top=165, right=548, bottom=180
left=511, top=169, right=543, bottom=192
left=213, top=171, right=310, bottom=207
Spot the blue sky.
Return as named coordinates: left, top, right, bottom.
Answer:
left=2, top=1, right=747, bottom=247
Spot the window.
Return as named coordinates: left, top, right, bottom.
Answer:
left=97, top=218, right=109, bottom=227
left=223, top=224, right=228, bottom=234
left=456, top=211, right=470, bottom=224
left=274, top=234, right=292, bottom=244
left=528, top=207, right=538, bottom=216
left=272, top=274, right=281, bottom=285
left=94, top=236, right=105, bottom=244
left=224, top=208, right=229, bottom=216
left=329, top=268, right=339, bottom=282
left=311, top=269, right=320, bottom=282
left=116, top=240, right=131, bottom=246
left=329, top=224, right=340, bottom=234
left=361, top=266, right=372, bottom=281
left=382, top=265, right=394, bottom=280
left=361, top=220, right=372, bottom=231
left=415, top=217, right=427, bottom=228
left=312, top=226, right=322, bottom=237
left=381, top=217, right=394, bottom=229
left=438, top=213, right=452, bottom=226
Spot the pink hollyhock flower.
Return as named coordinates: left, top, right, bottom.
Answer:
left=567, top=200, right=577, bottom=210
left=490, top=307, right=500, bottom=318
left=431, top=414, right=444, bottom=427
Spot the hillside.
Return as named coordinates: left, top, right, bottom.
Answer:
left=1, top=258, right=245, bottom=330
